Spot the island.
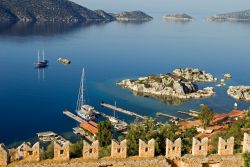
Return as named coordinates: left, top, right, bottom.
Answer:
left=208, top=9, right=250, bottom=22
left=0, top=1, right=154, bottom=25
left=227, top=86, right=250, bottom=101
left=0, top=0, right=115, bottom=24
left=117, top=68, right=216, bottom=101
left=163, top=13, right=193, bottom=21
left=112, top=11, right=153, bottom=21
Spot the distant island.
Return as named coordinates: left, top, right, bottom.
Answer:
left=208, top=9, right=250, bottom=22
left=112, top=11, right=153, bottom=22
left=0, top=0, right=152, bottom=24
left=117, top=68, right=216, bottom=101
left=163, top=13, right=193, bottom=21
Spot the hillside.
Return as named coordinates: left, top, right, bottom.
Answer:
left=208, top=9, right=250, bottom=21
left=0, top=0, right=115, bottom=24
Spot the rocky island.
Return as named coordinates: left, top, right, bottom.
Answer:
left=163, top=13, right=193, bottom=21
left=208, top=9, right=250, bottom=22
left=117, top=68, right=216, bottom=101
left=0, top=0, right=115, bottom=24
left=112, top=11, right=153, bottom=21
left=227, top=86, right=250, bottom=101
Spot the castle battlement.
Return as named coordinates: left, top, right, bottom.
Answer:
left=1, top=133, right=250, bottom=167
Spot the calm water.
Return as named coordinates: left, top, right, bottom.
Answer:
left=1, top=10, right=250, bottom=146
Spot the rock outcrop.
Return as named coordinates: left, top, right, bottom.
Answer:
left=172, top=68, right=217, bottom=82
left=227, top=86, right=250, bottom=101
left=117, top=68, right=216, bottom=100
left=163, top=13, right=193, bottom=21
left=0, top=0, right=115, bottom=24
left=208, top=9, right=250, bottom=22
left=113, top=11, right=153, bottom=21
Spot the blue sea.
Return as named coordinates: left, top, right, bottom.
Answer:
left=1, top=1, right=250, bottom=146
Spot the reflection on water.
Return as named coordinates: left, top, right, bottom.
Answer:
left=0, top=22, right=109, bottom=37
left=36, top=68, right=47, bottom=81
left=133, top=92, right=188, bottom=106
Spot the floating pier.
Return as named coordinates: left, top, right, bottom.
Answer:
left=177, top=111, right=198, bottom=117
left=63, top=110, right=83, bottom=123
left=156, top=112, right=184, bottom=120
left=101, top=102, right=145, bottom=119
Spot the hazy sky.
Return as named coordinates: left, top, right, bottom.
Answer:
left=72, top=0, right=250, bottom=15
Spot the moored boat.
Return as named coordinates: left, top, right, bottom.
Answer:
left=34, top=49, right=48, bottom=68
left=75, top=68, right=96, bottom=121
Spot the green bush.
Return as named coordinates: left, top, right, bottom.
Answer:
left=70, top=140, right=83, bottom=158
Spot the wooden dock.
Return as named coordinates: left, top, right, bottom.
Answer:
left=156, top=112, right=184, bottom=120
left=101, top=102, right=145, bottom=119
left=177, top=111, right=198, bottom=117
left=63, top=110, right=84, bottom=123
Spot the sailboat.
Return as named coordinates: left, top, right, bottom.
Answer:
left=76, top=68, right=96, bottom=121
left=34, top=49, right=48, bottom=68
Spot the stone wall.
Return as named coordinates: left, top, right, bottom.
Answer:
left=22, top=142, right=40, bottom=162
left=3, top=134, right=250, bottom=167
left=218, top=137, right=234, bottom=155
left=111, top=139, right=127, bottom=159
left=9, top=156, right=170, bottom=167
left=0, top=144, right=9, bottom=167
left=82, top=140, right=99, bottom=160
left=54, top=141, right=70, bottom=161
left=243, top=133, right=250, bottom=153
left=192, top=137, right=208, bottom=156
left=139, top=139, right=155, bottom=158
left=166, top=138, right=181, bottom=159
left=176, top=154, right=244, bottom=167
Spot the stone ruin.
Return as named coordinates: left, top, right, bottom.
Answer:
left=139, top=139, right=155, bottom=158
left=243, top=133, right=250, bottom=153
left=21, top=142, right=40, bottom=162
left=83, top=140, right=99, bottom=160
left=111, top=139, right=127, bottom=159
left=192, top=137, right=208, bottom=156
left=1, top=133, right=250, bottom=167
left=218, top=137, right=234, bottom=155
left=166, top=138, right=181, bottom=159
left=0, top=144, right=9, bottom=167
left=54, top=140, right=70, bottom=161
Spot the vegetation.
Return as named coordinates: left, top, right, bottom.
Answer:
left=69, top=140, right=83, bottom=158
left=99, top=145, right=111, bottom=158
left=97, top=120, right=113, bottom=147
left=198, top=105, right=214, bottom=129
left=124, top=117, right=197, bottom=156
left=243, top=152, right=250, bottom=167
left=40, top=142, right=54, bottom=160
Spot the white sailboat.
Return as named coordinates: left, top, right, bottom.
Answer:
left=76, top=68, right=95, bottom=121
left=35, top=49, right=48, bottom=68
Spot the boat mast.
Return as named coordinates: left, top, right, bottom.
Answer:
left=38, top=50, right=40, bottom=62
left=76, top=68, right=85, bottom=111
left=42, top=49, right=45, bottom=61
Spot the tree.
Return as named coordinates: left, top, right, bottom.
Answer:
left=97, top=120, right=113, bottom=147
left=243, top=152, right=250, bottom=167
left=70, top=140, right=83, bottom=158
left=198, top=105, right=214, bottom=129
left=181, top=127, right=198, bottom=154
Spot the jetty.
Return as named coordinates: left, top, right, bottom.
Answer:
left=101, top=102, right=145, bottom=119
left=63, top=110, right=83, bottom=123
left=177, top=110, right=198, bottom=117
left=156, top=112, right=184, bottom=120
